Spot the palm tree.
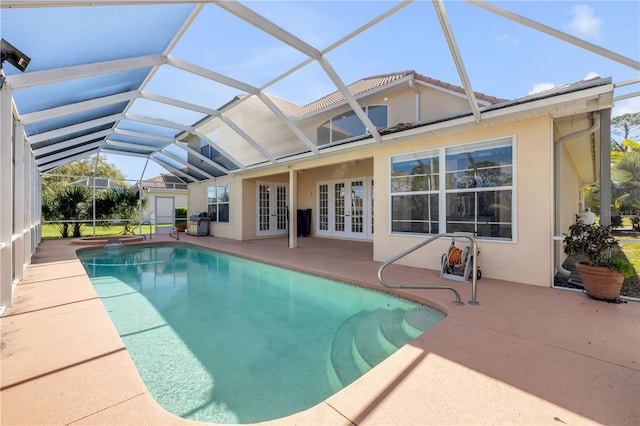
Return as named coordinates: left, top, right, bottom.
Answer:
left=97, top=186, right=147, bottom=234
left=42, top=186, right=92, bottom=237
left=41, top=188, right=68, bottom=237
left=611, top=139, right=640, bottom=212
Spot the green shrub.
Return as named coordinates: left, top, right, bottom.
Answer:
left=175, top=206, right=188, bottom=219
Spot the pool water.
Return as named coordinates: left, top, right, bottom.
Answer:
left=79, top=244, right=444, bottom=424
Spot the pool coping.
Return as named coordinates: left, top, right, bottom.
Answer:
left=2, top=235, right=639, bottom=425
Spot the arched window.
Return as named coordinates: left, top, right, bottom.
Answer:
left=316, top=105, right=388, bottom=146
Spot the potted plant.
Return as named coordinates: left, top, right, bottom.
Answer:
left=563, top=220, right=633, bottom=300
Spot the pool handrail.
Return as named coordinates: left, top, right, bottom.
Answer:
left=169, top=227, right=180, bottom=240
left=377, top=232, right=480, bottom=306
left=132, top=221, right=152, bottom=241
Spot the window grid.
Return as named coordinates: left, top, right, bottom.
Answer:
left=319, top=184, right=329, bottom=231
left=334, top=183, right=345, bottom=232
left=351, top=180, right=364, bottom=233
left=316, top=105, right=388, bottom=146
left=207, top=183, right=230, bottom=223
left=258, top=184, right=269, bottom=231
left=390, top=138, right=513, bottom=240
left=277, top=185, right=287, bottom=230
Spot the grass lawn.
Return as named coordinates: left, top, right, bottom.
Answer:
left=618, top=234, right=640, bottom=298
left=42, top=223, right=157, bottom=239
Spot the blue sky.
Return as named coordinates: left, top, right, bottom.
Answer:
left=2, top=1, right=639, bottom=181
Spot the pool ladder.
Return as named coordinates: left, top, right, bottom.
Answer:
left=377, top=233, right=480, bottom=306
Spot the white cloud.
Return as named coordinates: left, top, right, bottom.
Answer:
left=583, top=71, right=600, bottom=80
left=613, top=98, right=640, bottom=117
left=495, top=33, right=519, bottom=45
left=528, top=82, right=556, bottom=95
left=567, top=4, right=602, bottom=40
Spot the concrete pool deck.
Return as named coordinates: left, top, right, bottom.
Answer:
left=1, top=235, right=639, bottom=425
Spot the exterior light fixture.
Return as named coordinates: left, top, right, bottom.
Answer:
left=0, top=39, right=31, bottom=89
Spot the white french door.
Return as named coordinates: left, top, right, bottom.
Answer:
left=256, top=182, right=288, bottom=237
left=317, top=177, right=373, bottom=240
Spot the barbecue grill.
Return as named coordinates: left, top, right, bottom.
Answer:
left=187, top=212, right=209, bottom=236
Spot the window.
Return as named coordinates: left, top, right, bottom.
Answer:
left=317, top=105, right=388, bottom=146
left=390, top=150, right=440, bottom=234
left=199, top=136, right=238, bottom=171
left=390, top=138, right=514, bottom=240
left=207, top=183, right=230, bottom=223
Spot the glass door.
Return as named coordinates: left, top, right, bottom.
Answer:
left=317, top=177, right=372, bottom=240
left=256, top=182, right=288, bottom=237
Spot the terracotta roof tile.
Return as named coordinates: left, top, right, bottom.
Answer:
left=413, top=72, right=508, bottom=105
left=139, top=173, right=187, bottom=191
left=233, top=70, right=506, bottom=117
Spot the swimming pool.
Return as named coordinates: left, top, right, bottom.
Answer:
left=78, top=243, right=444, bottom=424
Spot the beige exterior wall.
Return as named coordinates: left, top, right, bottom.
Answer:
left=370, top=115, right=553, bottom=286
left=187, top=176, right=241, bottom=239
left=188, top=115, right=555, bottom=286
left=183, top=80, right=602, bottom=287
left=295, top=80, right=474, bottom=144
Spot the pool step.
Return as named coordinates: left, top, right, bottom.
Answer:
left=328, top=307, right=440, bottom=390
left=328, top=311, right=370, bottom=391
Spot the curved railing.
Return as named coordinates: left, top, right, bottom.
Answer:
left=377, top=233, right=480, bottom=306
left=131, top=221, right=152, bottom=241
left=169, top=227, right=180, bottom=240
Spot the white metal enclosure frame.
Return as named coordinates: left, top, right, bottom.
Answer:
left=0, top=0, right=638, bottom=308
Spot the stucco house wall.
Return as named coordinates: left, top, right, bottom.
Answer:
left=185, top=72, right=612, bottom=288
left=370, top=115, right=553, bottom=286
left=189, top=118, right=555, bottom=286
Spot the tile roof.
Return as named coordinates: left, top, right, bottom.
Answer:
left=237, top=70, right=507, bottom=118
left=67, top=178, right=124, bottom=190
left=138, top=173, right=187, bottom=191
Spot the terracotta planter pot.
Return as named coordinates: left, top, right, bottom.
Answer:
left=575, top=262, right=624, bottom=301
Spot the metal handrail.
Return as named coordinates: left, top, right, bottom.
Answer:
left=132, top=221, right=152, bottom=241
left=169, top=227, right=180, bottom=241
left=377, top=232, right=480, bottom=306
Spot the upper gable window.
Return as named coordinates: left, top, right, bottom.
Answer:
left=317, top=105, right=388, bottom=146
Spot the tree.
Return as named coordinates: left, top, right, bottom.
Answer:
left=612, top=139, right=640, bottom=212
left=41, top=154, right=130, bottom=237
left=611, top=113, right=640, bottom=152
left=42, top=155, right=126, bottom=191
left=586, top=113, right=640, bottom=216
left=42, top=186, right=92, bottom=237
left=96, top=186, right=148, bottom=234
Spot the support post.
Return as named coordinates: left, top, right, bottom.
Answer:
left=0, top=86, right=14, bottom=307
left=288, top=169, right=297, bottom=249
left=599, top=108, right=612, bottom=226
left=13, top=121, right=25, bottom=282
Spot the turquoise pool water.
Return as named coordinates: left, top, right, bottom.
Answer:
left=78, top=244, right=444, bottom=424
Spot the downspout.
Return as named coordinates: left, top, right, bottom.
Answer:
left=408, top=79, right=420, bottom=123
left=554, top=112, right=600, bottom=277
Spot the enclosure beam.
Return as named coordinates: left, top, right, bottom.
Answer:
left=0, top=87, right=14, bottom=307
left=599, top=108, right=612, bottom=226
left=433, top=0, right=481, bottom=124
left=5, top=55, right=166, bottom=90
left=467, top=0, right=640, bottom=70
left=13, top=121, right=25, bottom=282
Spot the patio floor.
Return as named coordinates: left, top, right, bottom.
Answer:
left=1, top=235, right=639, bottom=425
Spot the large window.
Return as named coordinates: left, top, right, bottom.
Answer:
left=391, top=150, right=440, bottom=234
left=207, top=183, right=230, bottom=223
left=390, top=138, right=514, bottom=240
left=317, top=105, right=388, bottom=146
